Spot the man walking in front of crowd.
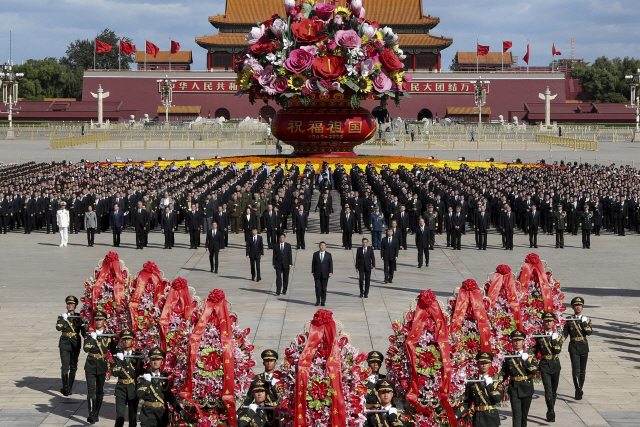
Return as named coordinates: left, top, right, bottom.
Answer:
left=528, top=204, right=540, bottom=248
left=84, top=205, right=97, bottom=247
left=316, top=192, right=333, bottom=234
left=340, top=206, right=356, bottom=250
left=273, top=233, right=293, bottom=295
left=474, top=204, right=490, bottom=250
left=415, top=217, right=430, bottom=267
left=207, top=222, right=224, bottom=273
left=381, top=229, right=398, bottom=283
left=56, top=201, right=70, bottom=247
left=502, top=203, right=516, bottom=250
left=579, top=204, right=594, bottom=249
left=356, top=237, right=375, bottom=297
left=293, top=204, right=308, bottom=249
left=311, top=241, right=333, bottom=306
left=425, top=204, right=438, bottom=249
left=161, top=206, right=176, bottom=249
left=451, top=205, right=464, bottom=250
left=188, top=202, right=203, bottom=249
left=246, top=228, right=264, bottom=281
left=562, top=297, right=593, bottom=401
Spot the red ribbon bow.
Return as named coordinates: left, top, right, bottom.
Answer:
left=294, top=310, right=346, bottom=427
left=518, top=253, right=554, bottom=313
left=405, top=290, right=457, bottom=426
left=180, top=289, right=236, bottom=425
left=450, top=279, right=492, bottom=353
left=92, top=252, right=124, bottom=307
left=129, top=262, right=165, bottom=337
left=158, top=278, right=193, bottom=351
left=487, top=265, right=523, bottom=331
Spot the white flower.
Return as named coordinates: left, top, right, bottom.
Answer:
left=361, top=23, right=377, bottom=39
left=350, top=0, right=362, bottom=15
left=361, top=59, right=375, bottom=77
left=284, top=0, right=296, bottom=15
left=282, top=38, right=293, bottom=50
left=381, top=26, right=394, bottom=36
left=265, top=53, right=277, bottom=63
left=245, top=24, right=266, bottom=45
left=271, top=18, right=288, bottom=39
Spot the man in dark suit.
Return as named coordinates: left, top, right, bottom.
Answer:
left=528, top=204, right=541, bottom=248
left=215, top=205, right=230, bottom=248
left=242, top=207, right=257, bottom=244
left=263, top=204, right=279, bottom=249
left=188, top=202, right=204, bottom=249
left=110, top=203, right=124, bottom=247
left=380, top=229, right=399, bottom=283
left=311, top=241, right=333, bottom=306
left=394, top=205, right=410, bottom=250
left=207, top=222, right=224, bottom=273
left=444, top=206, right=454, bottom=247
left=272, top=234, right=293, bottom=295
left=316, top=192, right=333, bottom=234
left=161, top=206, right=177, bottom=249
left=474, top=205, right=491, bottom=250
left=501, top=204, right=516, bottom=250
left=451, top=206, right=465, bottom=250
left=355, top=237, right=376, bottom=297
left=340, top=206, right=356, bottom=250
left=349, top=192, right=364, bottom=233
left=415, top=217, right=430, bottom=267
left=73, top=194, right=83, bottom=234
left=132, top=201, right=150, bottom=249
left=293, top=204, right=308, bottom=249
left=246, top=228, right=264, bottom=281
left=409, top=194, right=422, bottom=233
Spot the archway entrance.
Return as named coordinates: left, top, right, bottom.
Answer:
left=259, top=105, right=277, bottom=121
left=372, top=106, right=389, bottom=123
left=214, top=108, right=230, bottom=120
left=417, top=108, right=433, bottom=121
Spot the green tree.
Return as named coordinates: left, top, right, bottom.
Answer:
left=571, top=56, right=640, bottom=103
left=60, top=28, right=134, bottom=72
left=14, top=58, right=79, bottom=100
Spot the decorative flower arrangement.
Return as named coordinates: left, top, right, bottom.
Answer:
left=278, top=309, right=370, bottom=427
left=237, top=0, right=412, bottom=109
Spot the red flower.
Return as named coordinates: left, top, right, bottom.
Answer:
left=525, top=253, right=540, bottom=264
left=464, top=339, right=479, bottom=353
left=391, top=323, right=400, bottom=331
left=418, top=351, right=436, bottom=368
left=208, top=289, right=225, bottom=303
left=462, top=279, right=479, bottom=292
left=496, top=264, right=511, bottom=275
left=104, top=252, right=119, bottom=263
left=310, top=380, right=329, bottom=400
left=202, top=352, right=222, bottom=372
left=261, top=13, right=280, bottom=28
left=312, top=55, right=346, bottom=80
left=406, top=311, right=414, bottom=321
left=291, top=18, right=327, bottom=45
left=172, top=277, right=187, bottom=290
left=380, top=49, right=404, bottom=72
left=339, top=336, right=348, bottom=346
left=355, top=353, right=367, bottom=363
left=418, top=290, right=436, bottom=307
left=143, top=261, right=158, bottom=273
left=312, top=309, right=333, bottom=326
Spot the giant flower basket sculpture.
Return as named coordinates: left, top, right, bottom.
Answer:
left=80, top=251, right=132, bottom=334
left=177, top=289, right=255, bottom=427
left=278, top=309, right=370, bottom=427
left=386, top=290, right=458, bottom=427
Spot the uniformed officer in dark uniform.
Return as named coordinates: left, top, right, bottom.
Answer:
left=244, top=350, right=279, bottom=426
left=56, top=295, right=83, bottom=396
left=365, top=351, right=386, bottom=409
left=533, top=312, right=563, bottom=422
left=365, top=380, right=407, bottom=427
left=83, top=310, right=117, bottom=424
left=579, top=204, right=594, bottom=249
left=112, top=329, right=142, bottom=427
left=457, top=352, right=502, bottom=427
left=499, top=330, right=538, bottom=427
left=425, top=205, right=438, bottom=249
left=553, top=205, right=567, bottom=249
left=561, top=297, right=593, bottom=400
left=136, top=347, right=183, bottom=427
left=238, top=378, right=269, bottom=427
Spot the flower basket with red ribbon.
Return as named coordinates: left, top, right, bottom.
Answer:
left=278, top=309, right=369, bottom=427
left=386, top=290, right=457, bottom=427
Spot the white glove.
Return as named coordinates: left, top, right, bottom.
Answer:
left=367, top=375, right=377, bottom=383
left=271, top=378, right=278, bottom=386
left=90, top=332, right=97, bottom=340
left=484, top=376, right=494, bottom=385
left=521, top=352, right=529, bottom=361
left=581, top=316, right=589, bottom=323
left=388, top=408, right=398, bottom=415
left=116, top=353, right=124, bottom=361
left=62, top=313, right=68, bottom=320
left=249, top=403, right=258, bottom=412
left=552, top=333, right=559, bottom=340
left=142, top=373, right=151, bottom=382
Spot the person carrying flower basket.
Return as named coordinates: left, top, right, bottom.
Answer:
left=533, top=312, right=563, bottom=422
left=365, top=380, right=407, bottom=427
left=244, top=350, right=281, bottom=427
left=112, top=329, right=143, bottom=427
left=561, top=296, right=593, bottom=401
left=238, top=378, right=270, bottom=427
left=137, top=347, right=184, bottom=427
left=56, top=295, right=84, bottom=397
left=365, top=351, right=386, bottom=408
left=456, top=352, right=502, bottom=427
left=498, top=330, right=538, bottom=427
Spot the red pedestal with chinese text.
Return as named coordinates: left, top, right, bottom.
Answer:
left=271, top=92, right=377, bottom=157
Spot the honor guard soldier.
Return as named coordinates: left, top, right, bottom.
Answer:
left=137, top=348, right=183, bottom=427
left=499, top=330, right=538, bottom=427
left=238, top=379, right=269, bottom=427
left=243, top=350, right=279, bottom=426
left=365, top=380, right=407, bottom=427
left=365, top=351, right=386, bottom=409
left=112, top=329, right=142, bottom=427
left=457, top=351, right=502, bottom=427
left=56, top=295, right=83, bottom=396
left=561, top=297, right=593, bottom=400
left=83, top=310, right=117, bottom=424
left=579, top=205, right=594, bottom=249
left=425, top=205, right=438, bottom=249
left=553, top=205, right=567, bottom=249
left=533, top=312, right=563, bottom=422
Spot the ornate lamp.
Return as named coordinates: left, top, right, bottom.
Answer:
left=625, top=69, right=640, bottom=142
left=157, top=75, right=176, bottom=128
left=0, top=63, right=23, bottom=139
left=471, top=77, right=489, bottom=130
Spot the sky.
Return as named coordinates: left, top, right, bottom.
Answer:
left=1, top=0, right=639, bottom=71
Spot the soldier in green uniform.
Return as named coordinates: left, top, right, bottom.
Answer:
left=231, top=195, right=242, bottom=233
left=369, top=206, right=386, bottom=250
left=112, top=329, right=142, bottom=427
left=365, top=380, right=407, bottom=427
left=244, top=350, right=279, bottom=426
left=579, top=204, right=594, bottom=249
left=238, top=378, right=269, bottom=427
left=425, top=205, right=438, bottom=249
left=457, top=352, right=502, bottom=427
left=552, top=205, right=567, bottom=249
left=499, top=330, right=538, bottom=427
left=533, top=312, right=562, bottom=422
left=136, top=347, right=183, bottom=427
left=83, top=310, right=117, bottom=424
left=56, top=295, right=83, bottom=396
left=365, top=351, right=386, bottom=409
left=561, top=297, right=593, bottom=400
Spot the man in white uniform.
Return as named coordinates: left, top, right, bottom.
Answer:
left=57, top=201, right=70, bottom=247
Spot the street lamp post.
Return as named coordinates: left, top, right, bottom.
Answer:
left=471, top=77, right=490, bottom=131
left=157, top=75, right=176, bottom=129
left=625, top=69, right=640, bottom=142
left=0, top=63, right=24, bottom=140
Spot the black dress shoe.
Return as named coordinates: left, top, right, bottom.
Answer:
left=364, top=295, right=368, bottom=298
left=276, top=292, right=281, bottom=296
left=425, top=264, right=429, bottom=267
left=257, top=277, right=261, bottom=282
left=283, top=291, right=287, bottom=295
left=359, top=294, right=364, bottom=298
left=534, top=245, right=538, bottom=248
left=315, top=302, right=320, bottom=306
left=321, top=303, right=326, bottom=306
left=383, top=280, right=388, bottom=284
left=417, top=265, right=422, bottom=268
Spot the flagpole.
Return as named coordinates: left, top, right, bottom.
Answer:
left=94, top=39, right=96, bottom=70
left=502, top=39, right=504, bottom=72
left=169, top=38, right=172, bottom=72
left=144, top=38, right=147, bottom=71
left=527, top=39, right=529, bottom=73
left=552, top=39, right=554, bottom=72
left=119, top=41, right=121, bottom=71
left=476, top=39, right=479, bottom=73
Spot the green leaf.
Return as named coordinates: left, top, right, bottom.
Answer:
left=402, top=92, right=412, bottom=99
left=302, top=3, right=313, bottom=18
left=345, top=80, right=359, bottom=91
left=350, top=93, right=361, bottom=109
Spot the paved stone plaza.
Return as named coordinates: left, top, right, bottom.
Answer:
left=1, top=141, right=639, bottom=426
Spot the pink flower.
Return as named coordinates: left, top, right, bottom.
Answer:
left=258, top=65, right=277, bottom=88
left=275, top=77, right=289, bottom=93
left=328, top=40, right=337, bottom=51
left=373, top=39, right=384, bottom=49
left=245, top=25, right=266, bottom=45
left=350, top=0, right=362, bottom=16
left=361, top=23, right=377, bottom=39
left=284, top=0, right=296, bottom=15
left=314, top=2, right=336, bottom=20
left=403, top=74, right=412, bottom=82
left=331, top=81, right=341, bottom=91
left=305, top=77, right=321, bottom=92
left=332, top=14, right=343, bottom=25
left=335, top=29, right=362, bottom=49
left=372, top=70, right=392, bottom=93
left=270, top=18, right=288, bottom=39
left=284, top=48, right=315, bottom=73
left=300, top=44, right=319, bottom=56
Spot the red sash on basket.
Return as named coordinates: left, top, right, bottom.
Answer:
left=92, top=252, right=125, bottom=306
left=180, top=290, right=236, bottom=425
left=158, top=277, right=192, bottom=351
left=449, top=279, right=492, bottom=354
left=294, top=310, right=346, bottom=427
left=518, top=253, right=554, bottom=313
left=488, top=264, right=523, bottom=331
left=404, top=290, right=457, bottom=427
left=129, top=262, right=165, bottom=336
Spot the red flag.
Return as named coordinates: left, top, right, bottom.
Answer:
left=552, top=44, right=562, bottom=56
left=170, top=40, right=181, bottom=54
left=477, top=44, right=490, bottom=56
left=95, top=40, right=113, bottom=54
left=146, top=41, right=160, bottom=57
left=523, top=44, right=530, bottom=64
left=503, top=41, right=513, bottom=53
left=119, top=40, right=136, bottom=55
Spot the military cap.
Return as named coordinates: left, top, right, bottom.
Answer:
left=375, top=379, right=395, bottom=392
left=250, top=378, right=267, bottom=393
left=427, top=204, right=434, bottom=208
left=149, top=347, right=166, bottom=359
left=476, top=351, right=493, bottom=363
left=261, top=349, right=278, bottom=360
left=367, top=351, right=385, bottom=363
left=510, top=330, right=526, bottom=340
left=93, top=310, right=107, bottom=320
left=542, top=311, right=556, bottom=321
left=571, top=296, right=584, bottom=306
left=120, top=329, right=135, bottom=340
left=60, top=201, right=67, bottom=206
left=65, top=295, right=79, bottom=305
